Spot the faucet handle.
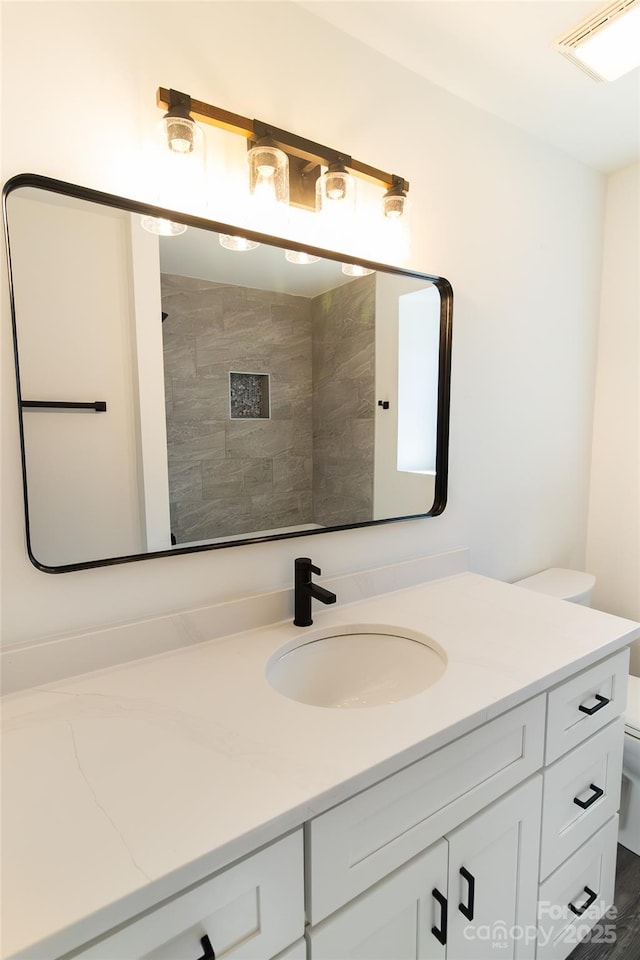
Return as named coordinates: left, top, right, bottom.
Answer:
left=294, top=557, right=321, bottom=578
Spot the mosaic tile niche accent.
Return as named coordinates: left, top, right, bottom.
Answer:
left=229, top=372, right=270, bottom=419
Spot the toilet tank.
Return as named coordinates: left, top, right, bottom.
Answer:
left=513, top=567, right=595, bottom=606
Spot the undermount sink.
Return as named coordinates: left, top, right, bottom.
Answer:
left=266, top=625, right=446, bottom=708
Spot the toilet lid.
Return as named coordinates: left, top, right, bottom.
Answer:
left=514, top=568, right=595, bottom=601
left=626, top=675, right=640, bottom=736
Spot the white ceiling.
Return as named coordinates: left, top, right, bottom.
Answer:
left=299, top=0, right=640, bottom=173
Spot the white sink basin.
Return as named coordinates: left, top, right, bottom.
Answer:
left=266, top=625, right=446, bottom=708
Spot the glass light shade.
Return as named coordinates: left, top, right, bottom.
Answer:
left=163, top=115, right=201, bottom=154
left=342, top=263, right=374, bottom=277
left=383, top=191, right=407, bottom=220
left=248, top=142, right=289, bottom=206
left=285, top=250, right=320, bottom=265
left=140, top=216, right=187, bottom=237
left=316, top=166, right=356, bottom=215
left=219, top=234, right=260, bottom=252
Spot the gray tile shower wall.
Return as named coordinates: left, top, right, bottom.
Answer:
left=311, top=274, right=375, bottom=526
left=162, top=275, right=313, bottom=543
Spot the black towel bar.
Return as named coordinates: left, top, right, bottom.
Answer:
left=21, top=400, right=107, bottom=412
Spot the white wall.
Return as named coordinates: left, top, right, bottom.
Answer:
left=586, top=162, right=640, bottom=671
left=0, top=1, right=605, bottom=646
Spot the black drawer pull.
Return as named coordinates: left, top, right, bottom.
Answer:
left=578, top=693, right=610, bottom=715
left=432, top=888, right=448, bottom=945
left=197, top=936, right=215, bottom=960
left=459, top=866, right=475, bottom=921
left=568, top=886, right=598, bottom=916
left=573, top=783, right=604, bottom=809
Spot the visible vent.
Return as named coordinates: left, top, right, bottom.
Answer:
left=555, top=0, right=639, bottom=80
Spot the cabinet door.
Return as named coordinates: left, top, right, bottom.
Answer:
left=445, top=776, right=542, bottom=960
left=307, top=839, right=448, bottom=960
left=76, top=832, right=304, bottom=960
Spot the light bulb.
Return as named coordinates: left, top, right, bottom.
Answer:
left=219, top=234, right=260, bottom=252
left=285, top=250, right=320, bottom=265
left=326, top=175, right=346, bottom=201
left=248, top=140, right=289, bottom=206
left=140, top=216, right=187, bottom=237
left=383, top=195, right=406, bottom=219
left=316, top=162, right=355, bottom=222
left=165, top=116, right=195, bottom=153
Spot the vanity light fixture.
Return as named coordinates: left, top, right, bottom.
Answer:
left=156, top=87, right=409, bottom=228
left=247, top=136, right=290, bottom=207
left=383, top=176, right=409, bottom=219
left=162, top=89, right=202, bottom=154
left=556, top=0, right=640, bottom=81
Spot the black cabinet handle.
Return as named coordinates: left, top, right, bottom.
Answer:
left=459, top=866, right=475, bottom=921
left=568, top=886, right=598, bottom=916
left=431, top=888, right=448, bottom=945
left=578, top=693, right=610, bottom=715
left=573, top=783, right=604, bottom=809
left=197, top=935, right=215, bottom=960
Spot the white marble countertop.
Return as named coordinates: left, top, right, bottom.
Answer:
left=2, top=572, right=639, bottom=960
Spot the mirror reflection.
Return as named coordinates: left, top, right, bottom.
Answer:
left=5, top=178, right=451, bottom=570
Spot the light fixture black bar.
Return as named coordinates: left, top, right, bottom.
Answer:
left=156, top=87, right=409, bottom=193
left=22, top=400, right=107, bottom=412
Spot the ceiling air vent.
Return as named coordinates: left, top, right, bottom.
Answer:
left=555, top=0, right=640, bottom=81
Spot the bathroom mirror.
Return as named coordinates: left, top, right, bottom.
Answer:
left=3, top=174, right=452, bottom=572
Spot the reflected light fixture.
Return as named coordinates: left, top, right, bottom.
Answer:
left=342, top=263, right=374, bottom=277
left=156, top=88, right=410, bottom=247
left=140, top=215, right=187, bottom=236
left=556, top=0, right=640, bottom=81
left=285, top=250, right=320, bottom=265
left=219, top=234, right=260, bottom=252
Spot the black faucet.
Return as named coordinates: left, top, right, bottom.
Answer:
left=294, top=558, right=337, bottom=627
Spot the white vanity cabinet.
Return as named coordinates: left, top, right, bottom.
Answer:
left=36, top=651, right=632, bottom=960
left=307, top=777, right=542, bottom=960
left=73, top=831, right=305, bottom=960
left=303, top=651, right=629, bottom=960
left=535, top=648, right=628, bottom=960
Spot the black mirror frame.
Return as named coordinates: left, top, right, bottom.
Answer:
left=3, top=173, right=453, bottom=573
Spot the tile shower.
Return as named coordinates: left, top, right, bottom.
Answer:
left=162, top=273, right=375, bottom=543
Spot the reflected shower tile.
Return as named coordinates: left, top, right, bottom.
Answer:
left=226, top=420, right=296, bottom=459
left=171, top=377, right=228, bottom=421
left=272, top=456, right=313, bottom=493
left=168, top=461, right=202, bottom=502
left=201, top=459, right=273, bottom=499
left=166, top=421, right=226, bottom=461
left=162, top=335, right=196, bottom=380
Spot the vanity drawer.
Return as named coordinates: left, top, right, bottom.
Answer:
left=540, top=719, right=624, bottom=878
left=546, top=649, right=628, bottom=763
left=306, top=695, right=545, bottom=923
left=74, top=831, right=304, bottom=960
left=537, top=816, right=618, bottom=960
